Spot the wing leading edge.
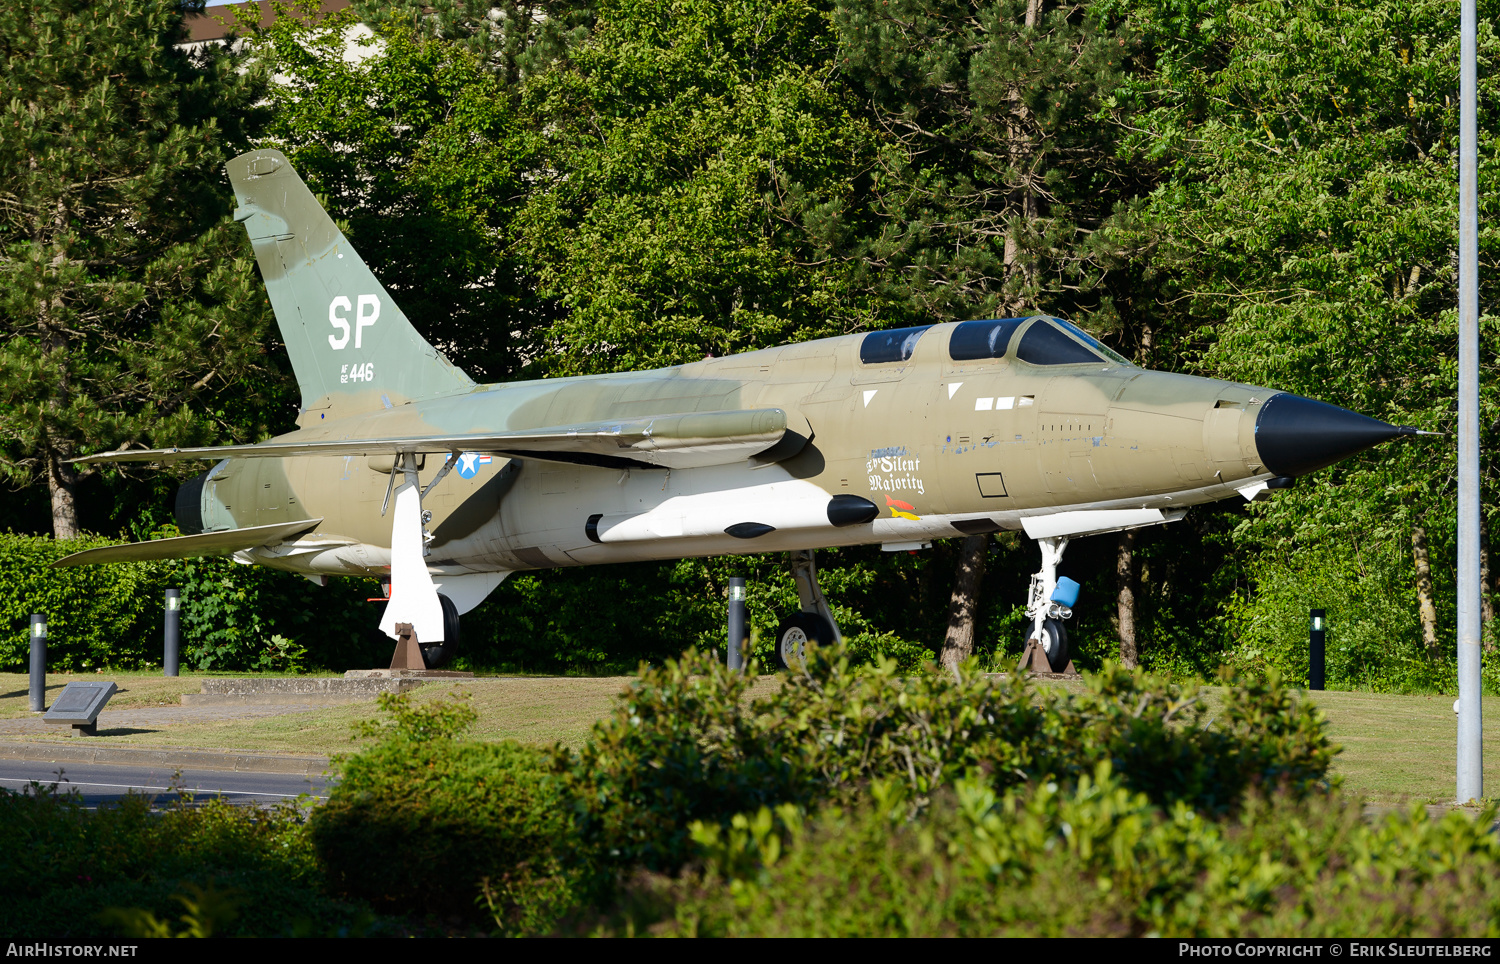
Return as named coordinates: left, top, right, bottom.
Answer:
left=71, top=408, right=798, bottom=471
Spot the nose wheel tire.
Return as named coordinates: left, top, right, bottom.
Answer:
left=420, top=593, right=461, bottom=668
left=775, top=612, right=836, bottom=671
left=1029, top=617, right=1070, bottom=673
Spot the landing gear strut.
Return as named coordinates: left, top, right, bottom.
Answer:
left=774, top=549, right=842, bottom=671
left=1020, top=536, right=1077, bottom=674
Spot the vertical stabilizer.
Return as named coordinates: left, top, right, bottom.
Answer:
left=226, top=150, right=474, bottom=420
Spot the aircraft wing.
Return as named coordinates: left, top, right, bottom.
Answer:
left=71, top=409, right=795, bottom=471
left=52, top=518, right=324, bottom=568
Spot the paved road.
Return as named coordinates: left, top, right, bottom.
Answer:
left=0, top=758, right=330, bottom=807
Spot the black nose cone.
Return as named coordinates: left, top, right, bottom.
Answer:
left=1254, top=393, right=1416, bottom=478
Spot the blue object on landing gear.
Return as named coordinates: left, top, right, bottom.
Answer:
left=1050, top=576, right=1080, bottom=609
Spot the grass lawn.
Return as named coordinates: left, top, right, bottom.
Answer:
left=0, top=668, right=351, bottom=720
left=0, top=671, right=1494, bottom=805
left=0, top=672, right=203, bottom=718
left=1303, top=688, right=1500, bottom=805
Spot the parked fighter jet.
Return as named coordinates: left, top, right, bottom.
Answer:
left=57, top=150, right=1419, bottom=672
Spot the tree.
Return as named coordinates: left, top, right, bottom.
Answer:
left=513, top=0, right=889, bottom=374
left=252, top=6, right=550, bottom=381
left=1123, top=0, right=1500, bottom=685
left=939, top=533, right=989, bottom=669
left=832, top=0, right=1147, bottom=327
left=351, top=0, right=594, bottom=86
left=0, top=0, right=275, bottom=537
left=832, top=0, right=1156, bottom=657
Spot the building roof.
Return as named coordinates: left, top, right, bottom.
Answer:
left=183, top=0, right=353, bottom=44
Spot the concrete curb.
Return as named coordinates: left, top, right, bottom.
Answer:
left=180, top=694, right=372, bottom=706
left=201, top=677, right=429, bottom=697
left=0, top=740, right=330, bottom=776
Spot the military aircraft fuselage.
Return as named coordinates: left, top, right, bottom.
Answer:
left=196, top=316, right=1276, bottom=584
left=61, top=149, right=1415, bottom=651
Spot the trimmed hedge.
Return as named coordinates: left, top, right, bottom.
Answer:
left=0, top=534, right=162, bottom=671
left=0, top=532, right=384, bottom=672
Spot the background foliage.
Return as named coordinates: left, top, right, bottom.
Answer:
left=14, top=650, right=1499, bottom=938
left=0, top=0, right=1494, bottom=690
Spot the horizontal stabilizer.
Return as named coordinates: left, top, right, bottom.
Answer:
left=52, top=519, right=323, bottom=568
left=72, top=409, right=793, bottom=471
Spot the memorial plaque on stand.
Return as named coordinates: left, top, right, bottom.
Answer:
left=43, top=681, right=117, bottom=736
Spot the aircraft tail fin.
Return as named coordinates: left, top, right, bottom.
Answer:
left=226, top=150, right=474, bottom=421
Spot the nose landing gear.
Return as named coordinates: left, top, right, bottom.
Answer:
left=1019, top=536, right=1079, bottom=675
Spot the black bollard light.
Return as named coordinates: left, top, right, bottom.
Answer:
left=1309, top=608, right=1326, bottom=691
left=164, top=589, right=181, bottom=678
left=29, top=613, right=46, bottom=712
left=727, top=577, right=747, bottom=672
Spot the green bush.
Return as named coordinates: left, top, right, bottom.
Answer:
left=0, top=533, right=163, bottom=670
left=1225, top=542, right=1446, bottom=692
left=0, top=782, right=367, bottom=938
left=165, top=553, right=384, bottom=672
left=561, top=654, right=812, bottom=875
left=466, top=550, right=948, bottom=675
left=844, top=629, right=932, bottom=673
left=559, top=645, right=1336, bottom=875
left=609, top=771, right=1500, bottom=937
left=0, top=531, right=388, bottom=671
left=310, top=692, right=585, bottom=932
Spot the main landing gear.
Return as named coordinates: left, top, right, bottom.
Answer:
left=421, top=593, right=462, bottom=668
left=774, top=549, right=843, bottom=671
left=1019, top=536, right=1078, bottom=674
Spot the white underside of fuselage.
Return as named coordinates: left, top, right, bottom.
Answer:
left=247, top=459, right=1274, bottom=579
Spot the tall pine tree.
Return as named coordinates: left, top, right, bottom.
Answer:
left=831, top=0, right=1144, bottom=325
left=831, top=1, right=1151, bottom=658
left=0, top=0, right=272, bottom=537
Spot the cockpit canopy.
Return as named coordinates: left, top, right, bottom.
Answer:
left=949, top=316, right=1131, bottom=366
left=858, top=325, right=932, bottom=365
left=856, top=316, right=1129, bottom=367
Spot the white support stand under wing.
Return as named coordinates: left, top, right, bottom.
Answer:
left=378, top=475, right=445, bottom=643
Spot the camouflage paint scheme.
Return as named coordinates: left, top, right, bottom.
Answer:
left=201, top=327, right=1271, bottom=579
left=61, top=150, right=1411, bottom=637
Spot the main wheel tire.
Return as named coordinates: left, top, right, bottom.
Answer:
left=1029, top=617, right=1069, bottom=672
left=775, top=612, right=836, bottom=671
left=420, top=594, right=461, bottom=669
